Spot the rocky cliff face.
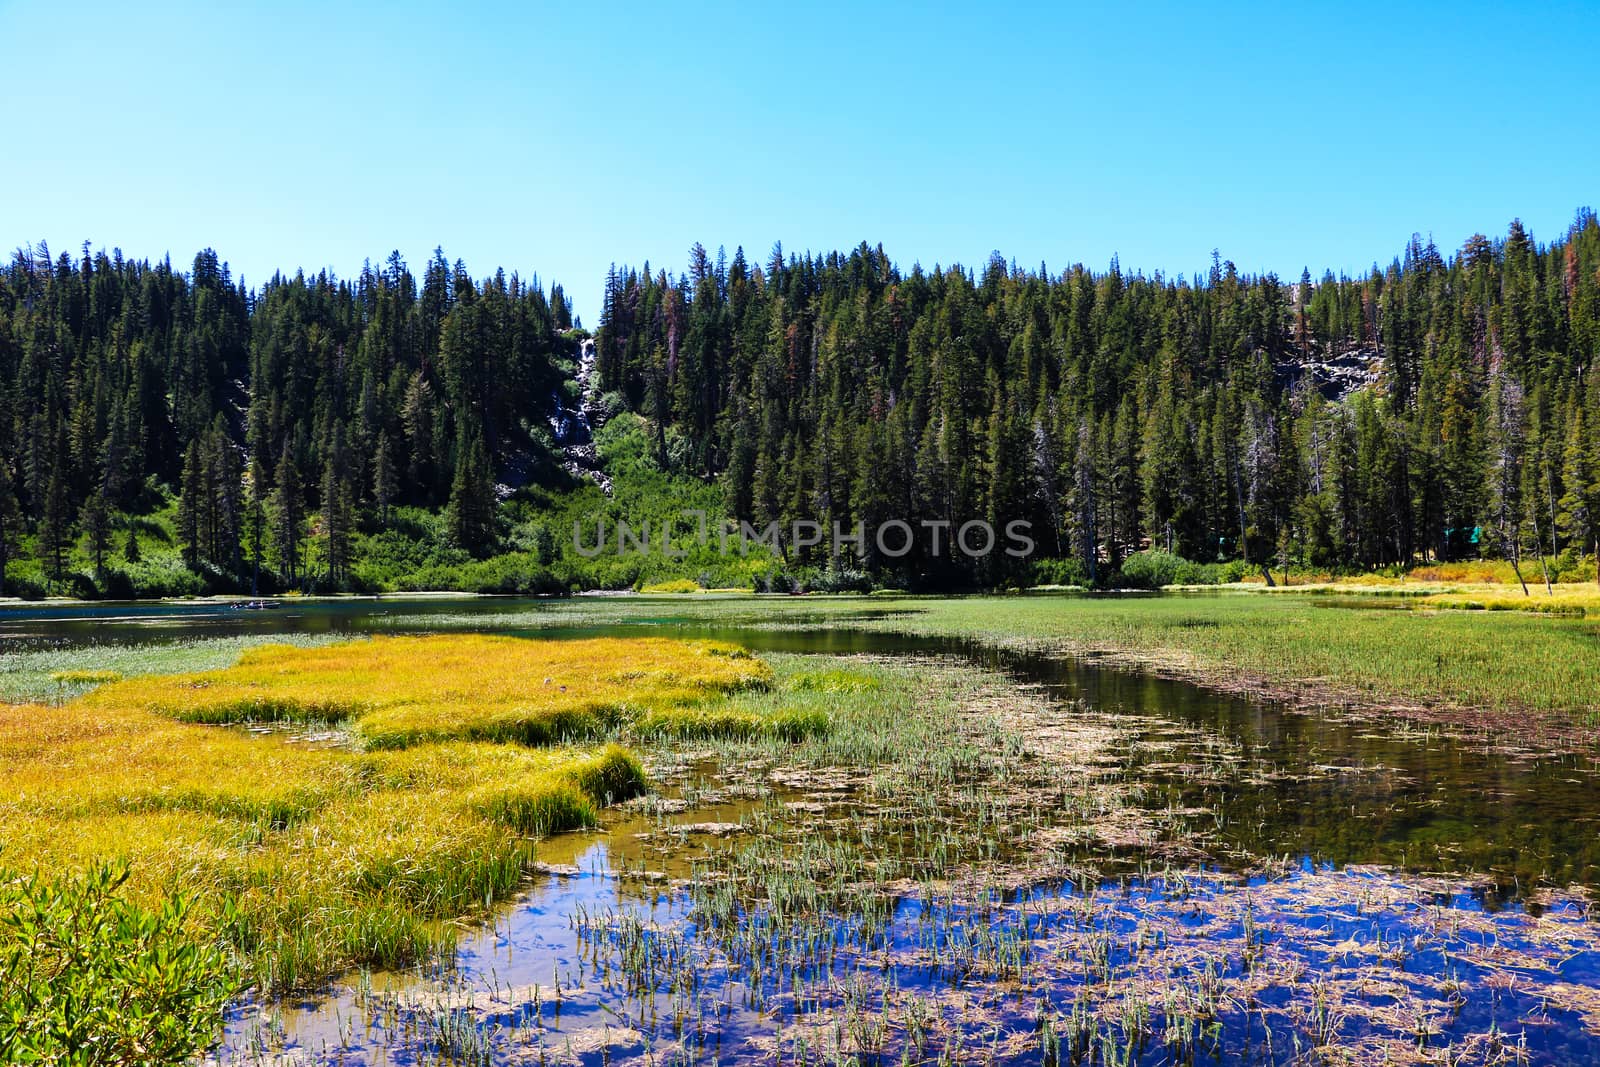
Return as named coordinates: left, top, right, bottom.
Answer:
left=1276, top=343, right=1383, bottom=401
left=551, top=338, right=613, bottom=495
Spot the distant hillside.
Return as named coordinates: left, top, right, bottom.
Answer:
left=3, top=213, right=1599, bottom=596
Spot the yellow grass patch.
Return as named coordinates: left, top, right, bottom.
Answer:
left=639, top=578, right=702, bottom=593
left=81, top=634, right=772, bottom=747
left=0, top=634, right=775, bottom=989
left=1418, top=583, right=1600, bottom=616
left=0, top=695, right=647, bottom=988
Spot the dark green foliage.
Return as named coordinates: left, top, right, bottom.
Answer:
left=269, top=442, right=303, bottom=587
left=36, top=466, right=71, bottom=581
left=0, top=460, right=19, bottom=596
left=0, top=863, right=240, bottom=1065
left=80, top=492, right=109, bottom=576
left=320, top=426, right=354, bottom=584
left=1, top=245, right=571, bottom=596
left=599, top=217, right=1600, bottom=585
left=446, top=428, right=496, bottom=556
left=6, top=213, right=1600, bottom=596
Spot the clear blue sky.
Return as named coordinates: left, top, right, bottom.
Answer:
left=3, top=0, right=1595, bottom=325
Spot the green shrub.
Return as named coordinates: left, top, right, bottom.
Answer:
left=1219, top=559, right=1253, bottom=583
left=1117, top=549, right=1185, bottom=589
left=802, top=564, right=872, bottom=594
left=753, top=567, right=800, bottom=594
left=0, top=863, right=240, bottom=1064
left=1171, top=559, right=1233, bottom=585
left=1029, top=557, right=1088, bottom=587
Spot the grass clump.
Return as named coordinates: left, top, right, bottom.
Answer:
left=629, top=662, right=855, bottom=741
left=462, top=743, right=647, bottom=835
left=81, top=634, right=772, bottom=748
left=639, top=578, right=702, bottom=594
left=47, top=668, right=123, bottom=685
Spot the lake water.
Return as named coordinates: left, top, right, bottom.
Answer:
left=10, top=595, right=1600, bottom=1064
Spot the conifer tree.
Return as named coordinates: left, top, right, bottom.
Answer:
left=177, top=439, right=206, bottom=571
left=446, top=429, right=496, bottom=556
left=373, top=433, right=399, bottom=527
left=81, top=491, right=110, bottom=578
left=321, top=429, right=353, bottom=585
left=37, top=466, right=72, bottom=583
left=269, top=444, right=303, bottom=588
left=0, top=460, right=19, bottom=596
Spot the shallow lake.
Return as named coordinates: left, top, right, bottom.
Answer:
left=9, top=595, right=1600, bottom=1064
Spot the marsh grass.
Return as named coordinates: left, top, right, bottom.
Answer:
left=82, top=634, right=773, bottom=747
left=0, top=693, right=648, bottom=991
left=0, top=633, right=340, bottom=704
left=0, top=633, right=808, bottom=1009
left=630, top=664, right=859, bottom=742
left=1417, top=584, right=1600, bottom=616
left=281, top=649, right=1595, bottom=1067
left=0, top=631, right=842, bottom=1016
left=446, top=593, right=1600, bottom=728
left=19, top=599, right=1600, bottom=1063
left=859, top=595, right=1600, bottom=723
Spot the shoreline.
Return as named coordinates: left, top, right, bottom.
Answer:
left=9, top=588, right=1597, bottom=755
left=872, top=625, right=1600, bottom=757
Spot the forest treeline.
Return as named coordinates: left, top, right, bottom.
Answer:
left=2, top=211, right=1599, bottom=597
left=0, top=245, right=576, bottom=596
left=598, top=213, right=1600, bottom=586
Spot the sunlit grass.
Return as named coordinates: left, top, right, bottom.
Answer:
left=397, top=594, right=1600, bottom=722
left=1414, top=583, right=1600, bottom=616
left=860, top=595, right=1600, bottom=719
left=638, top=578, right=702, bottom=593
left=0, top=694, right=648, bottom=989
left=80, top=634, right=772, bottom=747
left=0, top=633, right=339, bottom=704
left=0, top=634, right=789, bottom=992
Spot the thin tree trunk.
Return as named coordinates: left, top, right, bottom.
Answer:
left=1511, top=538, right=1530, bottom=596
left=1531, top=511, right=1554, bottom=595
left=1549, top=479, right=1559, bottom=560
